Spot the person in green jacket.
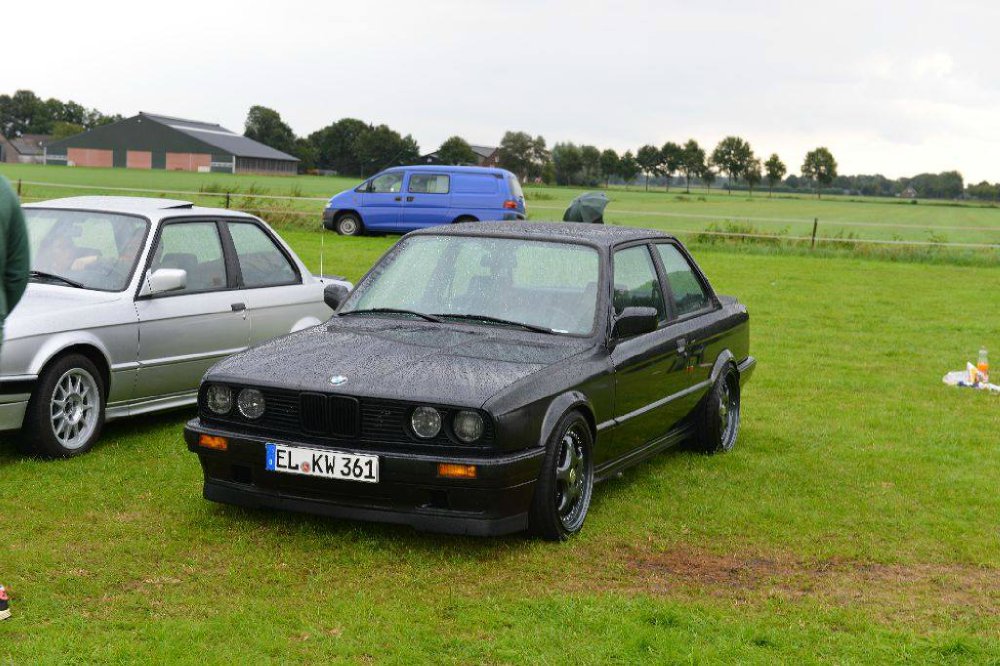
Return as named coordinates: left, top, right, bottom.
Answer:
left=0, top=176, right=27, bottom=620
left=0, top=177, right=30, bottom=348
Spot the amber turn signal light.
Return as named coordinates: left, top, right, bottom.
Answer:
left=198, top=434, right=228, bottom=451
left=437, top=463, right=477, bottom=479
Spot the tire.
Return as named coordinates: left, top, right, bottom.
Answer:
left=452, top=216, right=477, bottom=224
left=335, top=213, right=363, bottom=236
left=528, top=411, right=594, bottom=541
left=693, top=364, right=740, bottom=454
left=19, top=354, right=106, bottom=458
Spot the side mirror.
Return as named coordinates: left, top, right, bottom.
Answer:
left=612, top=306, right=659, bottom=339
left=141, top=268, right=187, bottom=296
left=324, top=283, right=350, bottom=311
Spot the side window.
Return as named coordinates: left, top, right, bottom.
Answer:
left=655, top=244, right=712, bottom=316
left=612, top=246, right=666, bottom=321
left=227, top=222, right=298, bottom=288
left=408, top=174, right=450, bottom=194
left=150, top=222, right=227, bottom=293
left=369, top=172, right=404, bottom=193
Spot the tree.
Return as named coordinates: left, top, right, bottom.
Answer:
left=528, top=135, right=550, bottom=181
left=700, top=164, right=716, bottom=193
left=497, top=131, right=536, bottom=181
left=710, top=136, right=754, bottom=194
left=551, top=142, right=584, bottom=185
left=244, top=105, right=296, bottom=155
left=619, top=151, right=640, bottom=189
left=309, top=118, right=371, bottom=175
left=764, top=153, right=786, bottom=197
left=435, top=136, right=478, bottom=165
left=679, top=140, right=705, bottom=193
left=579, top=145, right=601, bottom=186
left=801, top=147, right=838, bottom=198
left=745, top=157, right=762, bottom=196
left=599, top=149, right=620, bottom=188
left=0, top=90, right=120, bottom=137
left=659, top=141, right=683, bottom=191
left=293, top=137, right=318, bottom=173
left=636, top=144, right=661, bottom=191
left=50, top=121, right=84, bottom=140
left=352, top=124, right=419, bottom=176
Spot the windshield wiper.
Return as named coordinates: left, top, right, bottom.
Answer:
left=28, top=270, right=85, bottom=289
left=433, top=313, right=556, bottom=334
left=339, top=308, right=443, bottom=323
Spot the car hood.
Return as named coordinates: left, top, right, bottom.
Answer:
left=4, top=283, right=124, bottom=339
left=207, top=318, right=593, bottom=407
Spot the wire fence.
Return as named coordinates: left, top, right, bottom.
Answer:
left=13, top=178, right=1000, bottom=255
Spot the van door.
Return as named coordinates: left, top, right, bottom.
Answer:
left=401, top=172, right=452, bottom=230
left=360, top=171, right=405, bottom=230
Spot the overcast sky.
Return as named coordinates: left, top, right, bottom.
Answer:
left=10, top=0, right=1000, bottom=181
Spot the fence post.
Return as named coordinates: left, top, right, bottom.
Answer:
left=811, top=217, right=818, bottom=249
left=225, top=192, right=231, bottom=209
left=16, top=179, right=22, bottom=196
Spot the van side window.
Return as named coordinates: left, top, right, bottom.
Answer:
left=409, top=174, right=450, bottom=194
left=452, top=174, right=499, bottom=194
left=369, top=172, right=404, bottom=193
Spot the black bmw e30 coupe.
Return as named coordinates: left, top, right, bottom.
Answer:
left=185, top=222, right=755, bottom=540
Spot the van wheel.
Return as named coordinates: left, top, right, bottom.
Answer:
left=452, top=216, right=478, bottom=224
left=335, top=214, right=363, bottom=236
left=20, top=354, right=106, bottom=458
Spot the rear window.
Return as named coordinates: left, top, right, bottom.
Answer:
left=452, top=174, right=499, bottom=194
left=507, top=175, right=524, bottom=199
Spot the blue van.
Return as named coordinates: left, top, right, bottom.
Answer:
left=322, top=165, right=526, bottom=235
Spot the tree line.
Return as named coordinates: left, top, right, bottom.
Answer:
left=0, top=91, right=980, bottom=200
left=0, top=90, right=123, bottom=139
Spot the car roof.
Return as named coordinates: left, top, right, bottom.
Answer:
left=24, top=196, right=256, bottom=221
left=383, top=164, right=512, bottom=176
left=408, top=221, right=673, bottom=246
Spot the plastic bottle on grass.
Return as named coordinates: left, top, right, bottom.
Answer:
left=978, top=347, right=989, bottom=384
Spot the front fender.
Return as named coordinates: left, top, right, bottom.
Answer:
left=28, top=331, right=115, bottom=376
left=537, top=390, right=595, bottom=449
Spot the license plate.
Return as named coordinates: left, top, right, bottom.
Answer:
left=265, top=443, right=378, bottom=483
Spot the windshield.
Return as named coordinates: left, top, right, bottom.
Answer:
left=342, top=235, right=601, bottom=335
left=26, top=209, right=150, bottom=291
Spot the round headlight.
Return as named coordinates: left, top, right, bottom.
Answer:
left=237, top=388, right=266, bottom=420
left=411, top=406, right=442, bottom=439
left=206, top=385, right=232, bottom=415
left=453, top=411, right=485, bottom=443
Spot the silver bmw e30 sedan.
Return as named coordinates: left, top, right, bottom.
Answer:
left=0, top=196, right=349, bottom=458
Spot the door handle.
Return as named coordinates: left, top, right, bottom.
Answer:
left=406, top=196, right=415, bottom=202
left=393, top=196, right=402, bottom=201
left=231, top=303, right=246, bottom=312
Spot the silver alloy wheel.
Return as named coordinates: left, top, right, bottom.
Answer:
left=338, top=217, right=358, bottom=235
left=555, top=425, right=590, bottom=529
left=50, top=368, right=100, bottom=450
left=718, top=378, right=740, bottom=450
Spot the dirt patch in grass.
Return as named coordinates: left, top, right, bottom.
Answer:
left=604, top=544, right=1000, bottom=629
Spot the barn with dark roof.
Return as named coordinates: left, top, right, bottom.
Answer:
left=43, top=112, right=298, bottom=175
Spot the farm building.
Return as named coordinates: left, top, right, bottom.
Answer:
left=44, top=112, right=298, bottom=174
left=0, top=134, right=51, bottom=164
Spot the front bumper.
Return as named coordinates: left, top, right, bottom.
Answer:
left=184, top=419, right=546, bottom=536
left=322, top=208, right=336, bottom=229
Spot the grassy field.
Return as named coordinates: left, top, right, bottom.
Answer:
left=2, top=226, right=999, bottom=662
left=3, top=163, right=1000, bottom=250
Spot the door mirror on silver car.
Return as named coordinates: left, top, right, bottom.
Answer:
left=324, top=283, right=350, bottom=311
left=612, top=306, right=659, bottom=339
left=141, top=268, right=187, bottom=296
